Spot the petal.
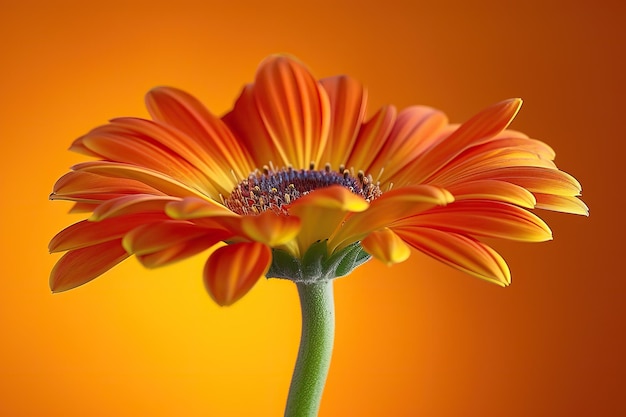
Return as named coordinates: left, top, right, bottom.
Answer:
left=253, top=55, right=331, bottom=168
left=399, top=98, right=523, bottom=183
left=69, top=202, right=99, bottom=213
left=462, top=166, right=582, bottom=196
left=318, top=75, right=367, bottom=168
left=51, top=171, right=163, bottom=203
left=366, top=106, right=448, bottom=184
left=165, top=197, right=237, bottom=219
left=137, top=239, right=223, bottom=269
left=50, top=240, right=130, bottom=292
left=73, top=161, right=212, bottom=199
left=122, top=220, right=230, bottom=256
left=145, top=87, right=255, bottom=183
left=75, top=121, right=218, bottom=194
left=445, top=180, right=537, bottom=208
left=534, top=194, right=589, bottom=216
left=361, top=228, right=411, bottom=265
left=240, top=210, right=301, bottom=246
left=286, top=185, right=369, bottom=256
left=426, top=148, right=557, bottom=187
left=393, top=201, right=553, bottom=242
left=49, top=213, right=167, bottom=253
left=394, top=227, right=511, bottom=286
left=90, top=195, right=179, bottom=221
left=346, top=105, right=397, bottom=172
left=329, top=185, right=454, bottom=252
left=474, top=133, right=556, bottom=160
left=222, top=84, right=284, bottom=167
left=203, top=242, right=271, bottom=306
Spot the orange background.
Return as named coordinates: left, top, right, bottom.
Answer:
left=1, top=0, right=623, bottom=416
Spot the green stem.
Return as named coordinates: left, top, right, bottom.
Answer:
left=284, top=280, right=335, bottom=417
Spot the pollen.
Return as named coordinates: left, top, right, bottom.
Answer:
left=224, top=164, right=382, bottom=215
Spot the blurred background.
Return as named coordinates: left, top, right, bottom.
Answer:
left=1, top=0, right=623, bottom=416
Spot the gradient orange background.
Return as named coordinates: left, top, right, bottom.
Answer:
left=1, top=1, right=623, bottom=416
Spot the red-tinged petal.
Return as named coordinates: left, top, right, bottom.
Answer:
left=123, top=220, right=231, bottom=256
left=50, top=240, right=130, bottom=292
left=400, top=98, right=523, bottom=183
left=77, top=125, right=216, bottom=194
left=107, top=118, right=241, bottom=195
left=145, top=87, right=255, bottom=182
left=286, top=185, right=369, bottom=256
left=253, top=55, right=330, bottom=168
left=346, top=105, right=397, bottom=172
left=137, top=238, right=222, bottom=269
left=240, top=210, right=301, bottom=246
left=49, top=213, right=167, bottom=253
left=445, top=180, right=537, bottom=208
left=222, top=84, right=285, bottom=168
left=534, top=194, right=589, bottom=216
left=203, top=242, right=271, bottom=306
left=90, top=195, right=179, bottom=221
left=367, top=106, right=448, bottom=184
left=318, top=76, right=367, bottom=168
left=165, top=197, right=236, bottom=220
left=73, top=161, right=212, bottom=199
left=51, top=171, right=162, bottom=203
left=362, top=228, right=411, bottom=265
left=394, top=201, right=553, bottom=242
left=329, top=185, right=454, bottom=252
left=394, top=227, right=511, bottom=286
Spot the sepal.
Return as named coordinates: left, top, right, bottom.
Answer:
left=267, top=240, right=371, bottom=283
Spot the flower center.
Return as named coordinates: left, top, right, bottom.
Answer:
left=224, top=163, right=382, bottom=215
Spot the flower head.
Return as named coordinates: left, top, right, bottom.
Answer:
left=49, top=55, right=587, bottom=305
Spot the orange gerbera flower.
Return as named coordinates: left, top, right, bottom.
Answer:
left=49, top=55, right=587, bottom=306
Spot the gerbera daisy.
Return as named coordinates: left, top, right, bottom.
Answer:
left=49, top=55, right=586, bottom=416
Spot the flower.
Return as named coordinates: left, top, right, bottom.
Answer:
left=49, top=55, right=587, bottom=306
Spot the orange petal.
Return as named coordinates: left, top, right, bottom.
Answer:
left=362, top=228, right=411, bottom=265
left=394, top=227, right=511, bottom=286
left=427, top=148, right=557, bottom=187
left=222, top=84, right=285, bottom=168
left=90, top=195, right=179, bottom=221
left=346, top=105, right=397, bottom=172
left=393, top=201, right=553, bottom=242
left=49, top=213, right=167, bottom=253
left=472, top=133, right=556, bottom=160
left=69, top=202, right=99, bottom=213
left=366, top=106, right=448, bottom=183
left=145, top=87, right=254, bottom=183
left=400, top=98, right=523, bottom=183
left=51, top=171, right=162, bottom=203
left=137, top=239, right=223, bottom=269
left=203, top=242, right=271, bottom=306
left=462, top=166, right=582, bottom=196
left=329, top=185, right=454, bottom=252
left=286, top=185, right=369, bottom=255
left=534, top=194, right=589, bottom=216
left=123, top=220, right=230, bottom=256
left=253, top=55, right=330, bottom=168
left=445, top=180, right=537, bottom=208
left=165, top=197, right=236, bottom=220
left=50, top=240, right=130, bottom=292
left=318, top=75, right=367, bottom=168
left=240, top=210, right=301, bottom=246
left=76, top=122, right=217, bottom=194
left=73, top=161, right=212, bottom=199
